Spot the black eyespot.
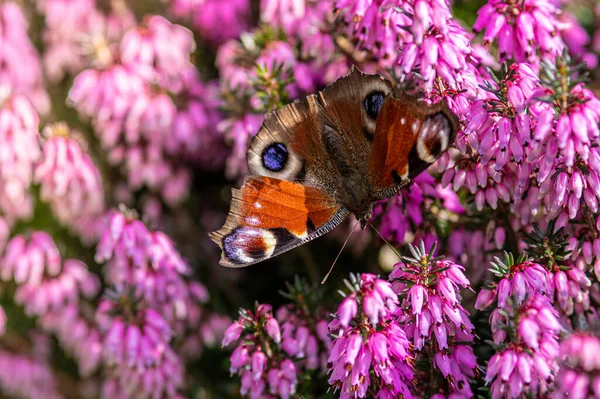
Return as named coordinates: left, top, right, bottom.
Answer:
left=261, top=143, right=288, bottom=172
left=364, top=91, right=385, bottom=119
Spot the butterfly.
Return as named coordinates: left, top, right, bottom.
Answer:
left=209, top=67, right=458, bottom=267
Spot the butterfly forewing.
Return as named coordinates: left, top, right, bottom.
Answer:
left=369, top=97, right=458, bottom=198
left=209, top=177, right=348, bottom=267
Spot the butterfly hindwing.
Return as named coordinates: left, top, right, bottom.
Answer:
left=368, top=96, right=458, bottom=198
left=209, top=176, right=349, bottom=267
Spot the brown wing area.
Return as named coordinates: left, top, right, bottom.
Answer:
left=369, top=97, right=458, bottom=198
left=209, top=176, right=348, bottom=267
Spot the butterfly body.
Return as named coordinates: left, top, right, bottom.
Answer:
left=210, top=67, right=458, bottom=267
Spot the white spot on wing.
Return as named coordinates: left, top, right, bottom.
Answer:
left=400, top=118, right=406, bottom=125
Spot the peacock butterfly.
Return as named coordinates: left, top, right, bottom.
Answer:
left=209, top=67, right=458, bottom=267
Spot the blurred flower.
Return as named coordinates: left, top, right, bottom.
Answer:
left=38, top=0, right=135, bottom=81
left=0, top=3, right=50, bottom=114
left=95, top=208, right=202, bottom=324
left=0, top=351, right=63, bottom=399
left=34, top=123, right=106, bottom=240
left=334, top=0, right=411, bottom=67
left=39, top=304, right=103, bottom=376
left=69, top=16, right=209, bottom=205
left=97, top=291, right=185, bottom=398
left=0, top=90, right=40, bottom=225
left=552, top=332, right=600, bottom=398
left=170, top=0, right=251, bottom=47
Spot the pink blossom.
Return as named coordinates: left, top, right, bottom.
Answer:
left=34, top=123, right=105, bottom=238
left=0, top=351, right=63, bottom=399
left=328, top=273, right=414, bottom=399
left=473, top=0, right=566, bottom=64
left=553, top=332, right=600, bottom=398
left=97, top=295, right=184, bottom=398
left=487, top=295, right=560, bottom=398
left=170, top=0, right=251, bottom=47
left=0, top=91, right=41, bottom=224
left=0, top=3, right=50, bottom=114
left=334, top=0, right=411, bottom=67
left=390, top=243, right=476, bottom=397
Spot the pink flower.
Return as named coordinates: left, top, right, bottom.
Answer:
left=399, top=21, right=476, bottom=94
left=0, top=91, right=41, bottom=224
left=97, top=294, right=184, bottom=398
left=328, top=273, right=414, bottom=398
left=473, top=0, right=566, bottom=64
left=487, top=294, right=560, bottom=398
left=38, top=0, right=134, bottom=81
left=553, top=332, right=600, bottom=398
left=0, top=351, right=63, bottom=399
left=170, top=0, right=251, bottom=47
left=0, top=3, right=50, bottom=114
left=334, top=0, right=411, bottom=67
left=225, top=303, right=300, bottom=399
left=34, top=123, right=105, bottom=239
left=390, top=242, right=476, bottom=397
left=95, top=208, right=206, bottom=326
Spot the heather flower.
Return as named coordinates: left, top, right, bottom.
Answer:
left=38, top=0, right=135, bottom=81
left=476, top=252, right=550, bottom=310
left=486, top=294, right=561, bottom=398
left=96, top=290, right=185, bottom=398
left=170, top=0, right=251, bottom=46
left=95, top=208, right=203, bottom=324
left=399, top=21, right=475, bottom=94
left=15, top=258, right=100, bottom=317
left=39, top=304, right=103, bottom=376
left=390, top=242, right=476, bottom=397
left=559, top=11, right=597, bottom=69
left=462, top=63, right=539, bottom=173
left=1, top=231, right=62, bottom=285
left=473, top=0, right=566, bottom=64
left=552, top=332, right=600, bottom=398
left=224, top=303, right=300, bottom=399
left=68, top=17, right=205, bottom=205
left=34, top=123, right=105, bottom=238
left=334, top=0, right=411, bottom=67
left=0, top=3, right=50, bottom=114
left=277, top=304, right=331, bottom=372
left=0, top=351, right=63, bottom=399
left=120, top=16, right=196, bottom=93
left=0, top=90, right=41, bottom=224
left=377, top=172, right=463, bottom=245
left=328, top=273, right=414, bottom=399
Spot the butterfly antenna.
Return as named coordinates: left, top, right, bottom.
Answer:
left=321, top=219, right=360, bottom=285
left=366, top=220, right=402, bottom=261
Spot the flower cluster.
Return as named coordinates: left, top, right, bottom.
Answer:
left=553, top=332, right=600, bottom=398
left=390, top=242, right=477, bottom=397
left=223, top=303, right=300, bottom=399
left=485, top=294, right=561, bottom=398
left=0, top=3, right=50, bottom=114
left=328, top=273, right=414, bottom=399
left=34, top=122, right=106, bottom=241
left=69, top=15, right=221, bottom=205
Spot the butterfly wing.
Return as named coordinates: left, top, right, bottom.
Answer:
left=368, top=96, right=458, bottom=199
left=209, top=176, right=348, bottom=267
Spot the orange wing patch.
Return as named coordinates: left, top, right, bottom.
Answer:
left=369, top=97, right=457, bottom=196
left=209, top=177, right=348, bottom=267
left=236, top=177, right=337, bottom=237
